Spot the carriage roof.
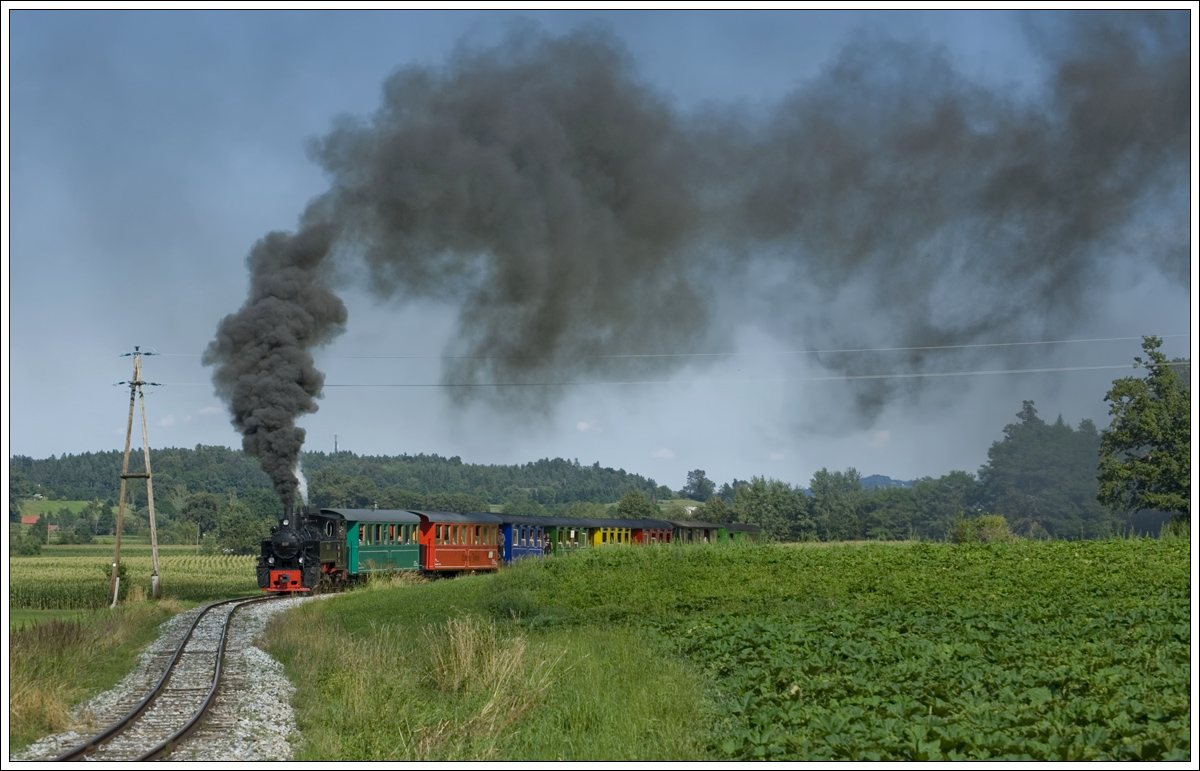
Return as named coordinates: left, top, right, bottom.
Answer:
left=320, top=508, right=421, bottom=523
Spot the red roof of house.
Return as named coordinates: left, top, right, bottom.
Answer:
left=21, top=515, right=40, bottom=525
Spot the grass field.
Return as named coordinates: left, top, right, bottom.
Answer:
left=263, top=538, right=1190, bottom=761
left=10, top=608, right=93, bottom=632
left=9, top=601, right=185, bottom=752
left=9, top=547, right=258, bottom=609
left=16, top=500, right=100, bottom=518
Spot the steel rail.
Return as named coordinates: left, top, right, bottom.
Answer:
left=51, top=594, right=282, bottom=762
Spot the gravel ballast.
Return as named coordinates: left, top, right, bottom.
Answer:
left=11, top=595, right=317, bottom=762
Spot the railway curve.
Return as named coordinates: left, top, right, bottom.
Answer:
left=52, top=595, right=284, bottom=762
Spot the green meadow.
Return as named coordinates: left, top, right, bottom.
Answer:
left=263, top=538, right=1191, bottom=761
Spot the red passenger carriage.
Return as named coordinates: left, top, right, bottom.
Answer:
left=415, top=511, right=503, bottom=572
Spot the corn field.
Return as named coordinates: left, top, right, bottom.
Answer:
left=9, top=555, right=259, bottom=609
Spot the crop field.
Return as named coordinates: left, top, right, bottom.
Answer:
left=16, top=500, right=98, bottom=518
left=266, top=538, right=1190, bottom=761
left=9, top=552, right=259, bottom=609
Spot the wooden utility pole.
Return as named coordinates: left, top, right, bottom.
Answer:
left=110, top=346, right=163, bottom=603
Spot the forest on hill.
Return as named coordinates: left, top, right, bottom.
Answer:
left=9, top=448, right=664, bottom=512
left=11, top=341, right=1188, bottom=551
left=9, top=398, right=1172, bottom=553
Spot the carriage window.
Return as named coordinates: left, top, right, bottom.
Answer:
left=436, top=524, right=443, bottom=544
left=358, top=525, right=364, bottom=545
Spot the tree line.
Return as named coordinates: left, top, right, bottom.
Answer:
left=10, top=448, right=663, bottom=510
left=11, top=338, right=1189, bottom=550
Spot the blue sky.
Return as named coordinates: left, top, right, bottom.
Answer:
left=6, top=9, right=1195, bottom=493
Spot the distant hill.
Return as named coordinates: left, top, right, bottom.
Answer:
left=860, top=474, right=913, bottom=489
left=10, top=447, right=663, bottom=507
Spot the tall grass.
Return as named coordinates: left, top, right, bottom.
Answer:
left=264, top=576, right=708, bottom=761
left=9, top=600, right=183, bottom=751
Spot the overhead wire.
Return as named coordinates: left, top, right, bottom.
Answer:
left=153, top=361, right=1187, bottom=388
left=136, top=333, right=1189, bottom=361
left=124, top=333, right=1190, bottom=389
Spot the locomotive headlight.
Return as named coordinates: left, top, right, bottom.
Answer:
left=268, top=557, right=275, bottom=565
left=299, top=556, right=304, bottom=565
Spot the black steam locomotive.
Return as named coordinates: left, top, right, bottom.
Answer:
left=257, top=508, right=349, bottom=592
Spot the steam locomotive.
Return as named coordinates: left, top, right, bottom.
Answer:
left=258, top=507, right=761, bottom=592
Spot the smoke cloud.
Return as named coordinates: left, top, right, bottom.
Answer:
left=203, top=225, right=347, bottom=510
left=205, top=12, right=1189, bottom=498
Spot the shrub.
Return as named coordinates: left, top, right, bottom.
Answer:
left=947, top=514, right=977, bottom=544
left=1160, top=515, right=1190, bottom=539
left=976, top=514, right=1015, bottom=543
left=949, top=514, right=1014, bottom=544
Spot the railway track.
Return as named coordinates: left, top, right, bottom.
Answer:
left=52, top=594, right=285, bottom=762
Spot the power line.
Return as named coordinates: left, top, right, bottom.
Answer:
left=308, top=361, right=1193, bottom=388
left=138, top=333, right=1190, bottom=361
left=336, top=334, right=1194, bottom=360
left=156, top=360, right=1183, bottom=389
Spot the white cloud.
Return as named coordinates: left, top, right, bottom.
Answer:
left=158, top=414, right=176, bottom=427
left=576, top=421, right=590, bottom=431
left=769, top=452, right=785, bottom=461
left=867, top=430, right=891, bottom=447
left=652, top=448, right=675, bottom=459
left=183, top=414, right=193, bottom=423
left=198, top=406, right=223, bottom=415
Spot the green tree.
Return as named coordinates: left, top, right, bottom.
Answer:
left=30, top=515, right=48, bottom=545
left=181, top=492, right=221, bottom=535
left=217, top=500, right=270, bottom=554
left=911, top=471, right=979, bottom=540
left=734, top=477, right=811, bottom=541
left=10, top=523, right=41, bottom=556
left=1099, top=336, right=1191, bottom=525
left=72, top=516, right=95, bottom=544
left=978, top=401, right=1114, bottom=539
left=681, top=470, right=715, bottom=501
left=861, top=486, right=918, bottom=540
left=503, top=495, right=547, bottom=518
left=809, top=468, right=865, bottom=541
left=243, top=488, right=283, bottom=521
left=698, top=496, right=734, bottom=524
left=616, top=490, right=657, bottom=519
left=166, top=518, right=200, bottom=548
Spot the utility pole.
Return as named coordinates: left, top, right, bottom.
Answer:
left=110, top=346, right=164, bottom=603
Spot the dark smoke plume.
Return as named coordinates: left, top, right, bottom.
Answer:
left=203, top=225, right=346, bottom=510
left=207, top=12, right=1189, bottom=492
left=310, top=25, right=713, bottom=409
